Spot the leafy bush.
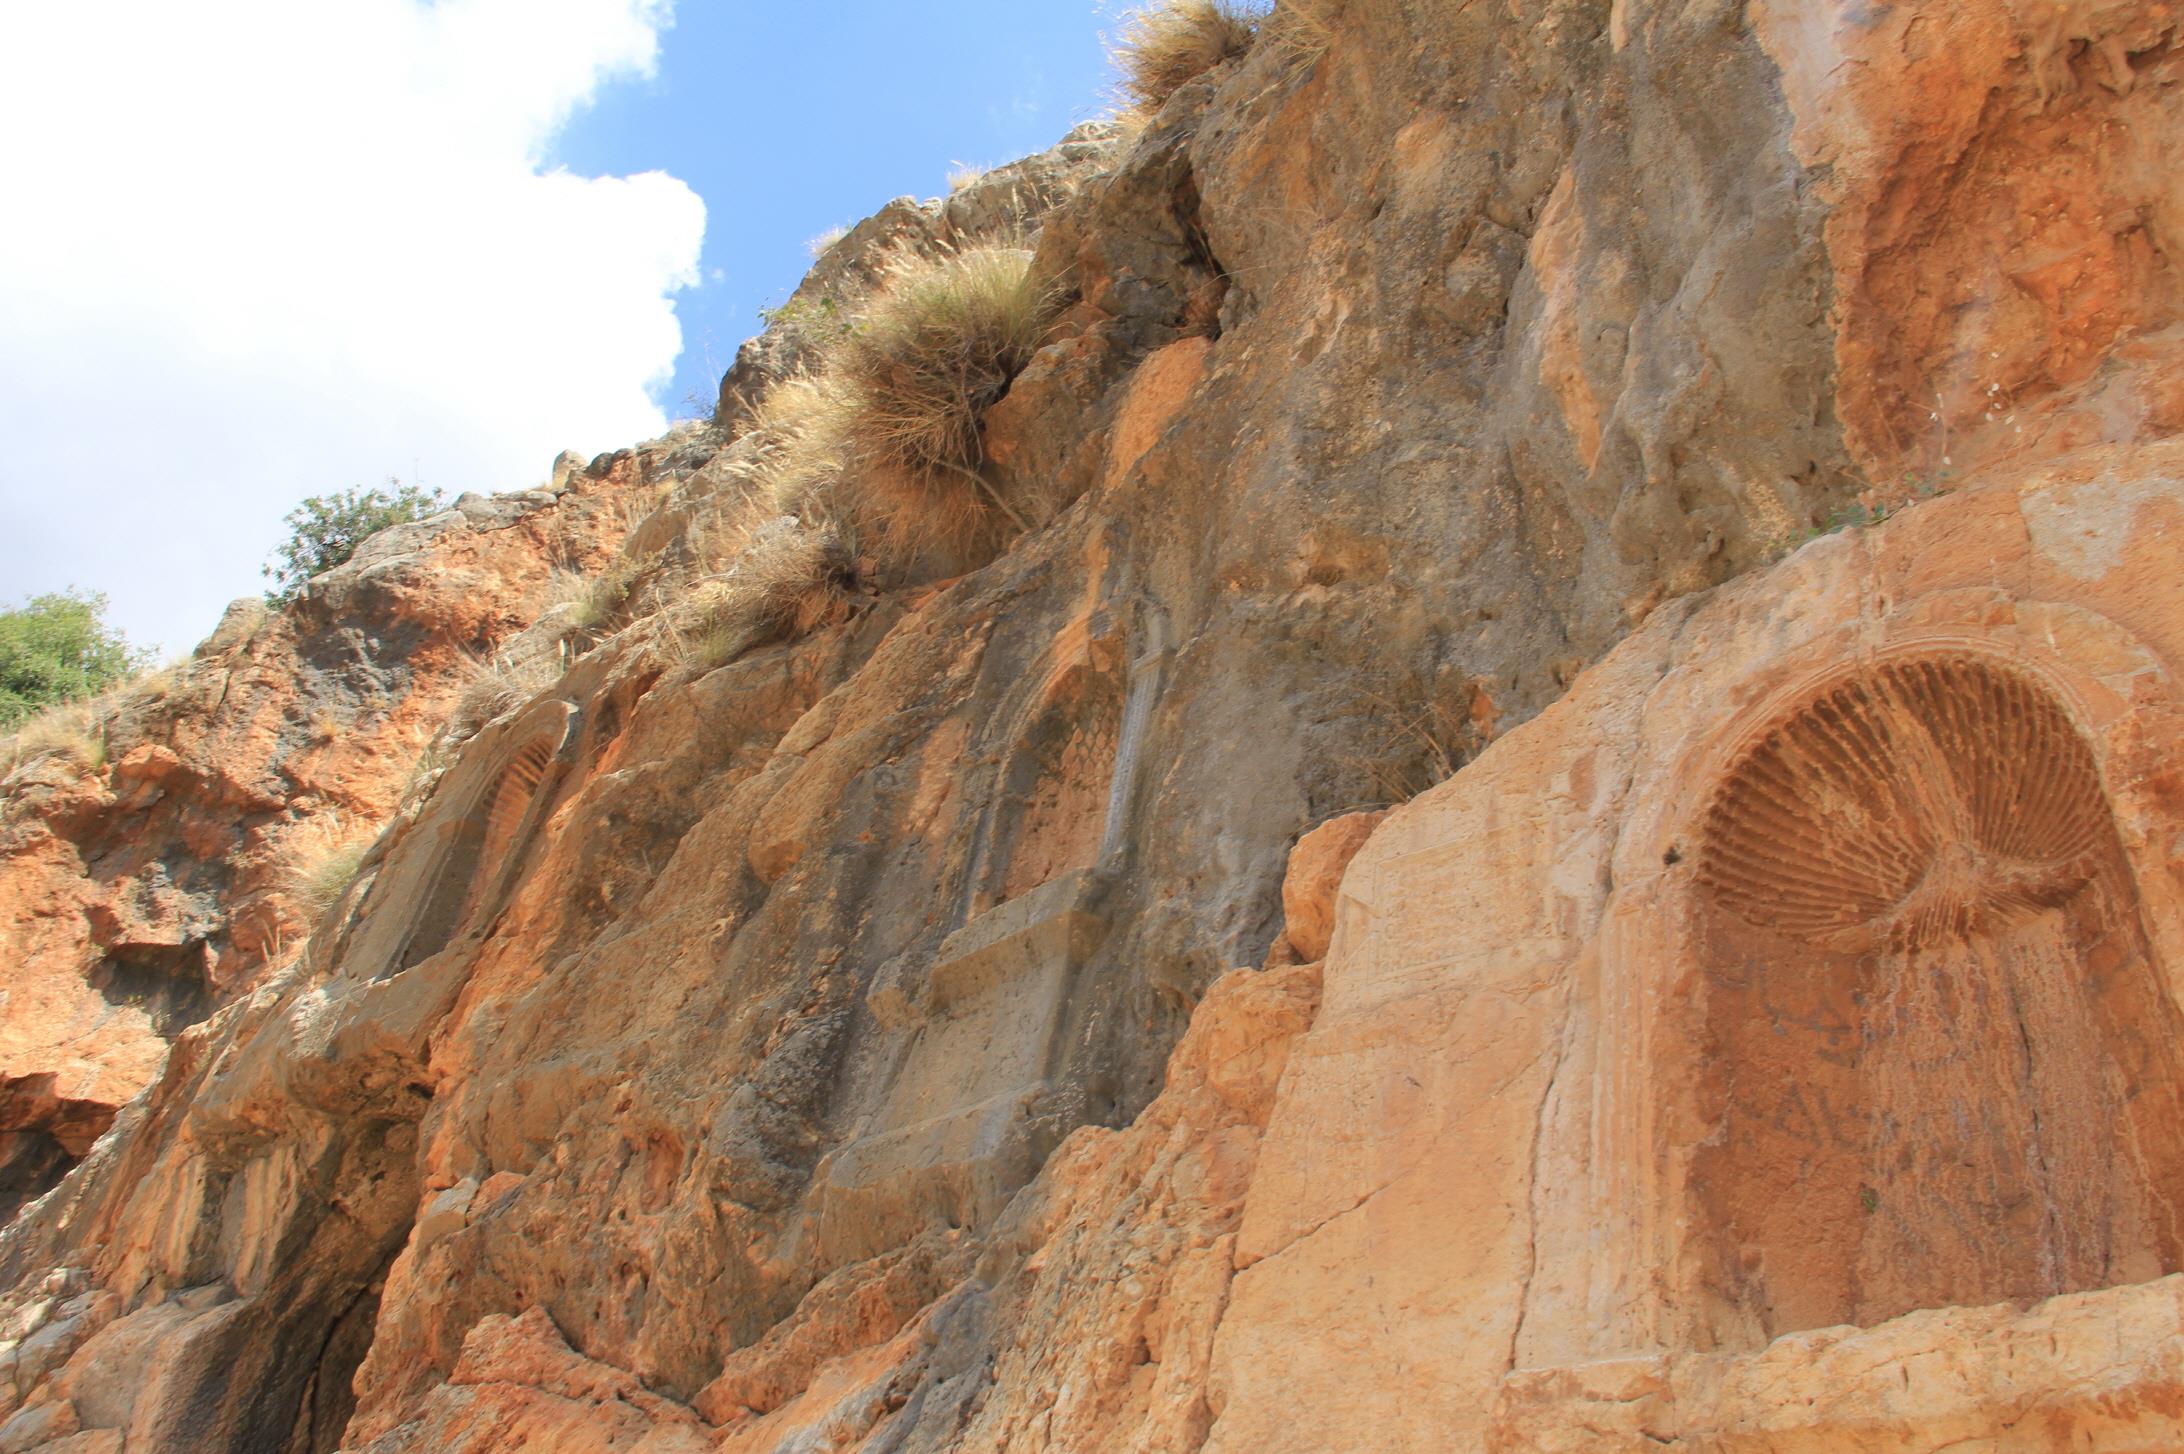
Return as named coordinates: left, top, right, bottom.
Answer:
left=263, top=479, right=447, bottom=603
left=0, top=589, right=151, bottom=730
left=1111, top=0, right=1261, bottom=115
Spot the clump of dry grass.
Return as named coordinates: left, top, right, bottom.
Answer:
left=1111, top=0, right=1261, bottom=115
left=673, top=518, right=862, bottom=673
left=291, top=833, right=370, bottom=919
left=706, top=247, right=1059, bottom=571
left=659, top=244, right=1057, bottom=667
left=545, top=555, right=640, bottom=642
left=1340, top=680, right=1489, bottom=808
left=729, top=375, right=855, bottom=525
left=579, top=570, right=629, bottom=632
left=448, top=646, right=559, bottom=739
left=1262, top=0, right=1334, bottom=71
left=0, top=659, right=184, bottom=785
left=1, top=698, right=108, bottom=780
left=826, top=244, right=1061, bottom=557
left=806, top=224, right=850, bottom=259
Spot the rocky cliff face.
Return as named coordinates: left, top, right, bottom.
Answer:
left=0, top=457, right=665, bottom=1232
left=2, top=1, right=2181, bottom=1450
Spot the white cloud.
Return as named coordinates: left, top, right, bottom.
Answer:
left=0, top=0, right=705, bottom=653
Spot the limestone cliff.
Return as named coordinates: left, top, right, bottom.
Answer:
left=2, top=1, right=2183, bottom=1450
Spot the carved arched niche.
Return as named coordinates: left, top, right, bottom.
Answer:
left=382, top=702, right=577, bottom=977
left=1684, top=649, right=2184, bottom=1336
left=956, top=607, right=1160, bottom=920
left=993, top=659, right=1126, bottom=904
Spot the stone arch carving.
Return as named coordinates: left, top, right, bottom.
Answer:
left=993, top=658, right=1127, bottom=904
left=1683, top=646, right=2184, bottom=1337
left=977, top=602, right=1170, bottom=911
left=386, top=701, right=578, bottom=976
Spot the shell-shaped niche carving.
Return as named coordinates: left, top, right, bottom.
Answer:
left=1684, top=649, right=2184, bottom=1340
left=1696, top=655, right=2109, bottom=951
left=390, top=709, right=572, bottom=975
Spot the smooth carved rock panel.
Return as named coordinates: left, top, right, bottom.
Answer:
left=351, top=701, right=577, bottom=982
left=819, top=871, right=1109, bottom=1261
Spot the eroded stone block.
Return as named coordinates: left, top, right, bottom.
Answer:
left=819, top=870, right=1109, bottom=1256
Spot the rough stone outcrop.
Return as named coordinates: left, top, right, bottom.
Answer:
left=0, top=450, right=667, bottom=1227
left=713, top=124, right=1127, bottom=427
left=1, top=1, right=2182, bottom=1450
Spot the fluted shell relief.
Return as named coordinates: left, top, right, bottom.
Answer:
left=1696, top=655, right=2109, bottom=951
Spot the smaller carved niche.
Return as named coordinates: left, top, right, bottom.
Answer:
left=1687, top=653, right=2184, bottom=1338
left=996, top=664, right=1124, bottom=904
left=393, top=730, right=561, bottom=974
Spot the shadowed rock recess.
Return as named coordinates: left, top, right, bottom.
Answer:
left=3, top=1, right=2184, bottom=1448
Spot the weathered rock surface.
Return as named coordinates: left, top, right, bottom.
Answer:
left=2, top=0, right=2182, bottom=1451
left=0, top=451, right=662, bottom=1225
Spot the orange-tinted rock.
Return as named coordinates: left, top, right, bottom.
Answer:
left=1278, top=810, right=1385, bottom=963
left=1201, top=441, right=2184, bottom=1450
left=4, top=2, right=2184, bottom=1450
left=1749, top=0, right=2184, bottom=491
left=0, top=451, right=659, bottom=1223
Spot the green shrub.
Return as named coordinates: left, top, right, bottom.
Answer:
left=263, top=479, right=447, bottom=603
left=0, top=589, right=151, bottom=730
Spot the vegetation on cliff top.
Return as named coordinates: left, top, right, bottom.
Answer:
left=1112, top=0, right=1261, bottom=114
left=0, top=589, right=151, bottom=731
left=262, top=479, right=448, bottom=604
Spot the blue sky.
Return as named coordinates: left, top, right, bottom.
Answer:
left=0, top=1, right=1117, bottom=657
left=553, top=2, right=1118, bottom=419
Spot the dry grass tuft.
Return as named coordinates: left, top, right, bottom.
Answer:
left=827, top=244, right=1061, bottom=558
left=449, top=647, right=559, bottom=739
left=1261, top=0, right=1335, bottom=71
left=547, top=557, right=640, bottom=641
left=0, top=659, right=182, bottom=785
left=1341, top=680, right=1488, bottom=808
left=730, top=375, right=856, bottom=526
left=291, top=833, right=370, bottom=920
left=1111, top=0, right=1262, bottom=115
left=674, top=518, right=862, bottom=673
left=806, top=224, right=850, bottom=259
left=677, top=244, right=1058, bottom=637
left=1, top=698, right=108, bottom=780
